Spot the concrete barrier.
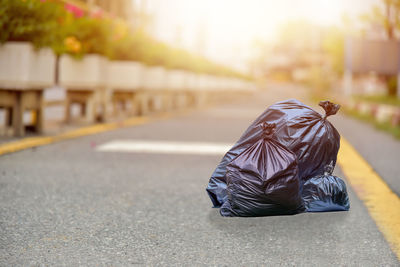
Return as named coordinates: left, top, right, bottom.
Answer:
left=165, top=69, right=186, bottom=91
left=142, top=66, right=168, bottom=112
left=60, top=54, right=107, bottom=89
left=0, top=42, right=55, bottom=88
left=106, top=61, right=144, bottom=116
left=164, top=70, right=187, bottom=109
left=0, top=43, right=257, bottom=136
left=107, top=61, right=143, bottom=90
left=142, top=66, right=166, bottom=91
left=59, top=54, right=109, bottom=123
left=0, top=42, right=55, bottom=136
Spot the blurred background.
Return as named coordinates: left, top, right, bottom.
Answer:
left=0, top=0, right=400, bottom=138
left=1, top=1, right=400, bottom=265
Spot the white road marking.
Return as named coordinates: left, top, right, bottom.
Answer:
left=96, top=140, right=234, bottom=155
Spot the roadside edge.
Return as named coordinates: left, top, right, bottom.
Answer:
left=338, top=137, right=400, bottom=260
left=0, top=113, right=175, bottom=156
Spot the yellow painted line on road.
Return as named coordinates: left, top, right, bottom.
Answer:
left=0, top=136, right=54, bottom=155
left=338, top=138, right=400, bottom=259
left=0, top=113, right=175, bottom=157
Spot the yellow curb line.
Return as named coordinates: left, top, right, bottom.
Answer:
left=338, top=138, right=400, bottom=260
left=0, top=112, right=176, bottom=157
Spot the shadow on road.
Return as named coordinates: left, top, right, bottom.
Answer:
left=207, top=207, right=349, bottom=232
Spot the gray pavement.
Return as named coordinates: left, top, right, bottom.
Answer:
left=330, top=115, right=400, bottom=196
left=0, top=83, right=399, bottom=266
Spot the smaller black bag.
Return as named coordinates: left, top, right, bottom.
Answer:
left=302, top=162, right=350, bottom=212
left=220, top=123, right=304, bottom=217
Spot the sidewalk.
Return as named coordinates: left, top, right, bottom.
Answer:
left=330, top=114, right=400, bottom=196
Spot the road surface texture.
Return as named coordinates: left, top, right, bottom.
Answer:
left=1, top=83, right=399, bottom=266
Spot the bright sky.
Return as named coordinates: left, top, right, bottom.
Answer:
left=139, top=0, right=380, bottom=70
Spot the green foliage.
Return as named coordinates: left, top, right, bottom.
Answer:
left=359, top=1, right=400, bottom=96
left=359, top=0, right=400, bottom=39
left=0, top=0, right=65, bottom=49
left=110, top=31, right=252, bottom=78
left=387, top=76, right=398, bottom=96
left=110, top=31, right=148, bottom=62
left=64, top=16, right=112, bottom=56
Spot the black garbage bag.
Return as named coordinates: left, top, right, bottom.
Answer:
left=207, top=99, right=340, bottom=207
left=302, top=162, right=350, bottom=212
left=220, top=123, right=304, bottom=217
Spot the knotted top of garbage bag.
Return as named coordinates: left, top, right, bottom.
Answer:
left=262, top=122, right=276, bottom=139
left=319, top=101, right=340, bottom=119
left=324, top=161, right=334, bottom=175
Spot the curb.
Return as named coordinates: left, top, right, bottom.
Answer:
left=338, top=138, right=400, bottom=259
left=0, top=112, right=177, bottom=157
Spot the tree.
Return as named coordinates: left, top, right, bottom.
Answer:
left=360, top=0, right=400, bottom=96
left=360, top=0, right=400, bottom=40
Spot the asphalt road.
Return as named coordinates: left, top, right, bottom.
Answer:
left=0, top=84, right=399, bottom=266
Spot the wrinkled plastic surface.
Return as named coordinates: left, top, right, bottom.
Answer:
left=206, top=99, right=341, bottom=207
left=302, top=171, right=350, bottom=212
left=220, top=123, right=304, bottom=217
